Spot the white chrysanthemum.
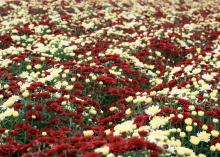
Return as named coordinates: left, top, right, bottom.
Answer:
left=95, top=145, right=110, bottom=155
left=83, top=130, right=94, bottom=137
left=125, top=96, right=133, bottom=102
left=202, top=74, right=213, bottom=82
left=184, top=65, right=193, bottom=73
left=22, top=90, right=29, bottom=97
left=2, top=95, right=20, bottom=108
left=150, top=116, right=170, bottom=129
left=176, top=147, right=195, bottom=156
left=192, top=68, right=201, bottom=74
left=190, top=136, right=200, bottom=145
left=114, top=120, right=137, bottom=135
left=145, top=105, right=161, bottom=116
left=147, top=130, right=169, bottom=142
left=197, top=131, right=210, bottom=142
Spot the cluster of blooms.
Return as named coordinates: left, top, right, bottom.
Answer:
left=0, top=0, right=220, bottom=156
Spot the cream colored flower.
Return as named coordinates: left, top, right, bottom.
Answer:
left=2, top=96, right=20, bottom=108
left=184, top=118, right=192, bottom=125
left=125, top=96, right=133, bottom=102
left=202, top=74, right=213, bottom=82
left=34, top=64, right=42, bottom=69
left=197, top=131, right=210, bottom=142
left=148, top=130, right=169, bottom=142
left=12, top=111, right=19, bottom=117
left=211, top=130, right=219, bottom=137
left=180, top=132, right=186, bottom=138
left=210, top=145, right=216, bottom=151
left=144, top=97, right=152, bottom=103
left=42, top=132, right=47, bottom=136
left=150, top=116, right=169, bottom=129
left=114, top=120, right=136, bottom=135
left=186, top=126, right=193, bottom=132
left=215, top=143, right=220, bottom=151
left=176, top=146, right=194, bottom=156
left=83, top=130, right=94, bottom=137
left=89, top=109, right=97, bottom=115
left=125, top=108, right=132, bottom=115
left=198, top=154, right=206, bottom=157
left=105, top=129, right=111, bottom=136
left=95, top=145, right=110, bottom=155
left=144, top=105, right=161, bottom=116
left=190, top=136, right=200, bottom=145
left=22, top=90, right=29, bottom=97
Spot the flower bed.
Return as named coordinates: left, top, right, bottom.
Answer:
left=0, top=0, right=220, bottom=157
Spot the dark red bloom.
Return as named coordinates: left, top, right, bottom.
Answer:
left=134, top=115, right=150, bottom=127
left=81, top=152, right=99, bottom=157
left=73, top=82, right=84, bottom=88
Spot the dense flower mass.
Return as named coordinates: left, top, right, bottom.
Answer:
left=0, top=0, right=220, bottom=156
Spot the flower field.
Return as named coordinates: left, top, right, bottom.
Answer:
left=0, top=0, right=220, bottom=156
